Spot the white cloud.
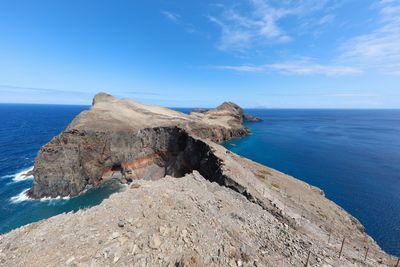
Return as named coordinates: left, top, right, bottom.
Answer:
left=161, top=11, right=196, bottom=34
left=266, top=61, right=361, bottom=75
left=317, top=14, right=335, bottom=25
left=215, top=59, right=361, bottom=76
left=339, top=0, right=400, bottom=75
left=216, top=65, right=265, bottom=73
left=208, top=16, right=253, bottom=50
left=211, top=0, right=400, bottom=76
left=208, top=0, right=337, bottom=51
left=161, top=11, right=180, bottom=23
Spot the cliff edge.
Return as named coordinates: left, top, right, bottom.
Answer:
left=28, top=93, right=253, bottom=199
left=0, top=93, right=395, bottom=266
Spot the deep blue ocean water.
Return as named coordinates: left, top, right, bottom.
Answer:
left=225, top=109, right=400, bottom=256
left=0, top=105, right=399, bottom=256
left=0, top=104, right=124, bottom=235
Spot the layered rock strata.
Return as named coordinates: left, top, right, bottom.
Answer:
left=2, top=92, right=393, bottom=266
left=28, top=93, right=252, bottom=198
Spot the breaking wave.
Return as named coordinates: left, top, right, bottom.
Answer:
left=9, top=188, right=31, bottom=203
left=9, top=188, right=70, bottom=204
left=0, top=166, right=35, bottom=182
left=12, top=166, right=34, bottom=182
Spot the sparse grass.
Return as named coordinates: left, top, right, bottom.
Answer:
left=255, top=173, right=266, bottom=181
left=271, top=183, right=280, bottom=189
left=130, top=183, right=141, bottom=189
left=259, top=169, right=272, bottom=176
left=255, top=169, right=273, bottom=181
left=317, top=209, right=328, bottom=220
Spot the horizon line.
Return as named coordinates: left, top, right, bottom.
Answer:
left=1, top=102, right=400, bottom=110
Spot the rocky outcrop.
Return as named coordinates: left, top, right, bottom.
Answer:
left=1, top=93, right=395, bottom=266
left=243, top=113, right=263, bottom=122
left=191, top=102, right=263, bottom=123
left=1, top=163, right=395, bottom=266
left=28, top=93, right=258, bottom=198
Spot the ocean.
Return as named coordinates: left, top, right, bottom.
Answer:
left=225, top=109, right=400, bottom=256
left=0, top=104, right=125, bottom=235
left=0, top=105, right=399, bottom=256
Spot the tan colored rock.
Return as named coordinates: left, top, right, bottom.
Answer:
left=0, top=93, right=394, bottom=267
left=28, top=93, right=251, bottom=198
left=149, top=233, right=162, bottom=250
left=0, top=171, right=395, bottom=266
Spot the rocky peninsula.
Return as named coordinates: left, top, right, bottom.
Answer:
left=28, top=93, right=255, bottom=199
left=0, top=93, right=396, bottom=266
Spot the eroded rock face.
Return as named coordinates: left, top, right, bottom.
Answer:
left=28, top=93, right=258, bottom=198
left=4, top=93, right=394, bottom=267
left=191, top=101, right=263, bottom=123
left=2, top=171, right=394, bottom=267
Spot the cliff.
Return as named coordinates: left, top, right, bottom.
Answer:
left=191, top=103, right=263, bottom=122
left=28, top=93, right=251, bottom=199
left=0, top=93, right=395, bottom=266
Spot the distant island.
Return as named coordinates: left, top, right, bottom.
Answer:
left=0, top=93, right=396, bottom=266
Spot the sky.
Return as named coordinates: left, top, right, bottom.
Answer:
left=0, top=0, right=399, bottom=108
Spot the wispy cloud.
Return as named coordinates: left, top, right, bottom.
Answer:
left=161, top=10, right=196, bottom=33
left=256, top=92, right=378, bottom=97
left=326, top=93, right=378, bottom=97
left=0, top=85, right=163, bottom=98
left=161, top=11, right=180, bottom=23
left=214, top=58, right=361, bottom=76
left=0, top=85, right=93, bottom=104
left=208, top=0, right=338, bottom=51
left=317, top=14, right=335, bottom=25
left=0, top=84, right=87, bottom=94
left=339, top=0, right=400, bottom=75
left=123, top=91, right=163, bottom=97
left=210, top=0, right=400, bottom=76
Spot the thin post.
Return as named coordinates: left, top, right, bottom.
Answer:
left=339, top=237, right=345, bottom=258
left=364, top=247, right=369, bottom=262
left=305, top=250, right=311, bottom=267
left=395, top=257, right=400, bottom=267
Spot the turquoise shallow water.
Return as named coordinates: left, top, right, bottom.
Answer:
left=0, top=105, right=399, bottom=256
left=225, top=109, right=400, bottom=256
left=0, top=104, right=125, bottom=234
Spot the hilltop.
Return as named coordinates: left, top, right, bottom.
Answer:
left=0, top=93, right=395, bottom=266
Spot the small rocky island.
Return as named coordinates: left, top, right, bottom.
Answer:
left=0, top=93, right=396, bottom=266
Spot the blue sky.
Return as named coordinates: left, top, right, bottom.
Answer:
left=0, top=0, right=399, bottom=108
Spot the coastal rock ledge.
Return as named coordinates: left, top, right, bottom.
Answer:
left=0, top=93, right=395, bottom=266
left=28, top=92, right=256, bottom=199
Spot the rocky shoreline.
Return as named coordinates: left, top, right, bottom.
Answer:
left=28, top=93, right=259, bottom=199
left=0, top=93, right=396, bottom=266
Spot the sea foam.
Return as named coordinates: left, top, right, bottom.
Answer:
left=10, top=188, right=70, bottom=204
left=39, top=195, right=70, bottom=202
left=9, top=189, right=32, bottom=203
left=12, top=166, right=34, bottom=182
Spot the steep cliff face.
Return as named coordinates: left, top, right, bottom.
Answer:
left=28, top=93, right=257, bottom=198
left=2, top=150, right=394, bottom=267
left=2, top=93, right=395, bottom=266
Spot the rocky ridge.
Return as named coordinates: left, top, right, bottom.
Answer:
left=28, top=93, right=254, bottom=199
left=191, top=103, right=263, bottom=122
left=0, top=93, right=396, bottom=266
